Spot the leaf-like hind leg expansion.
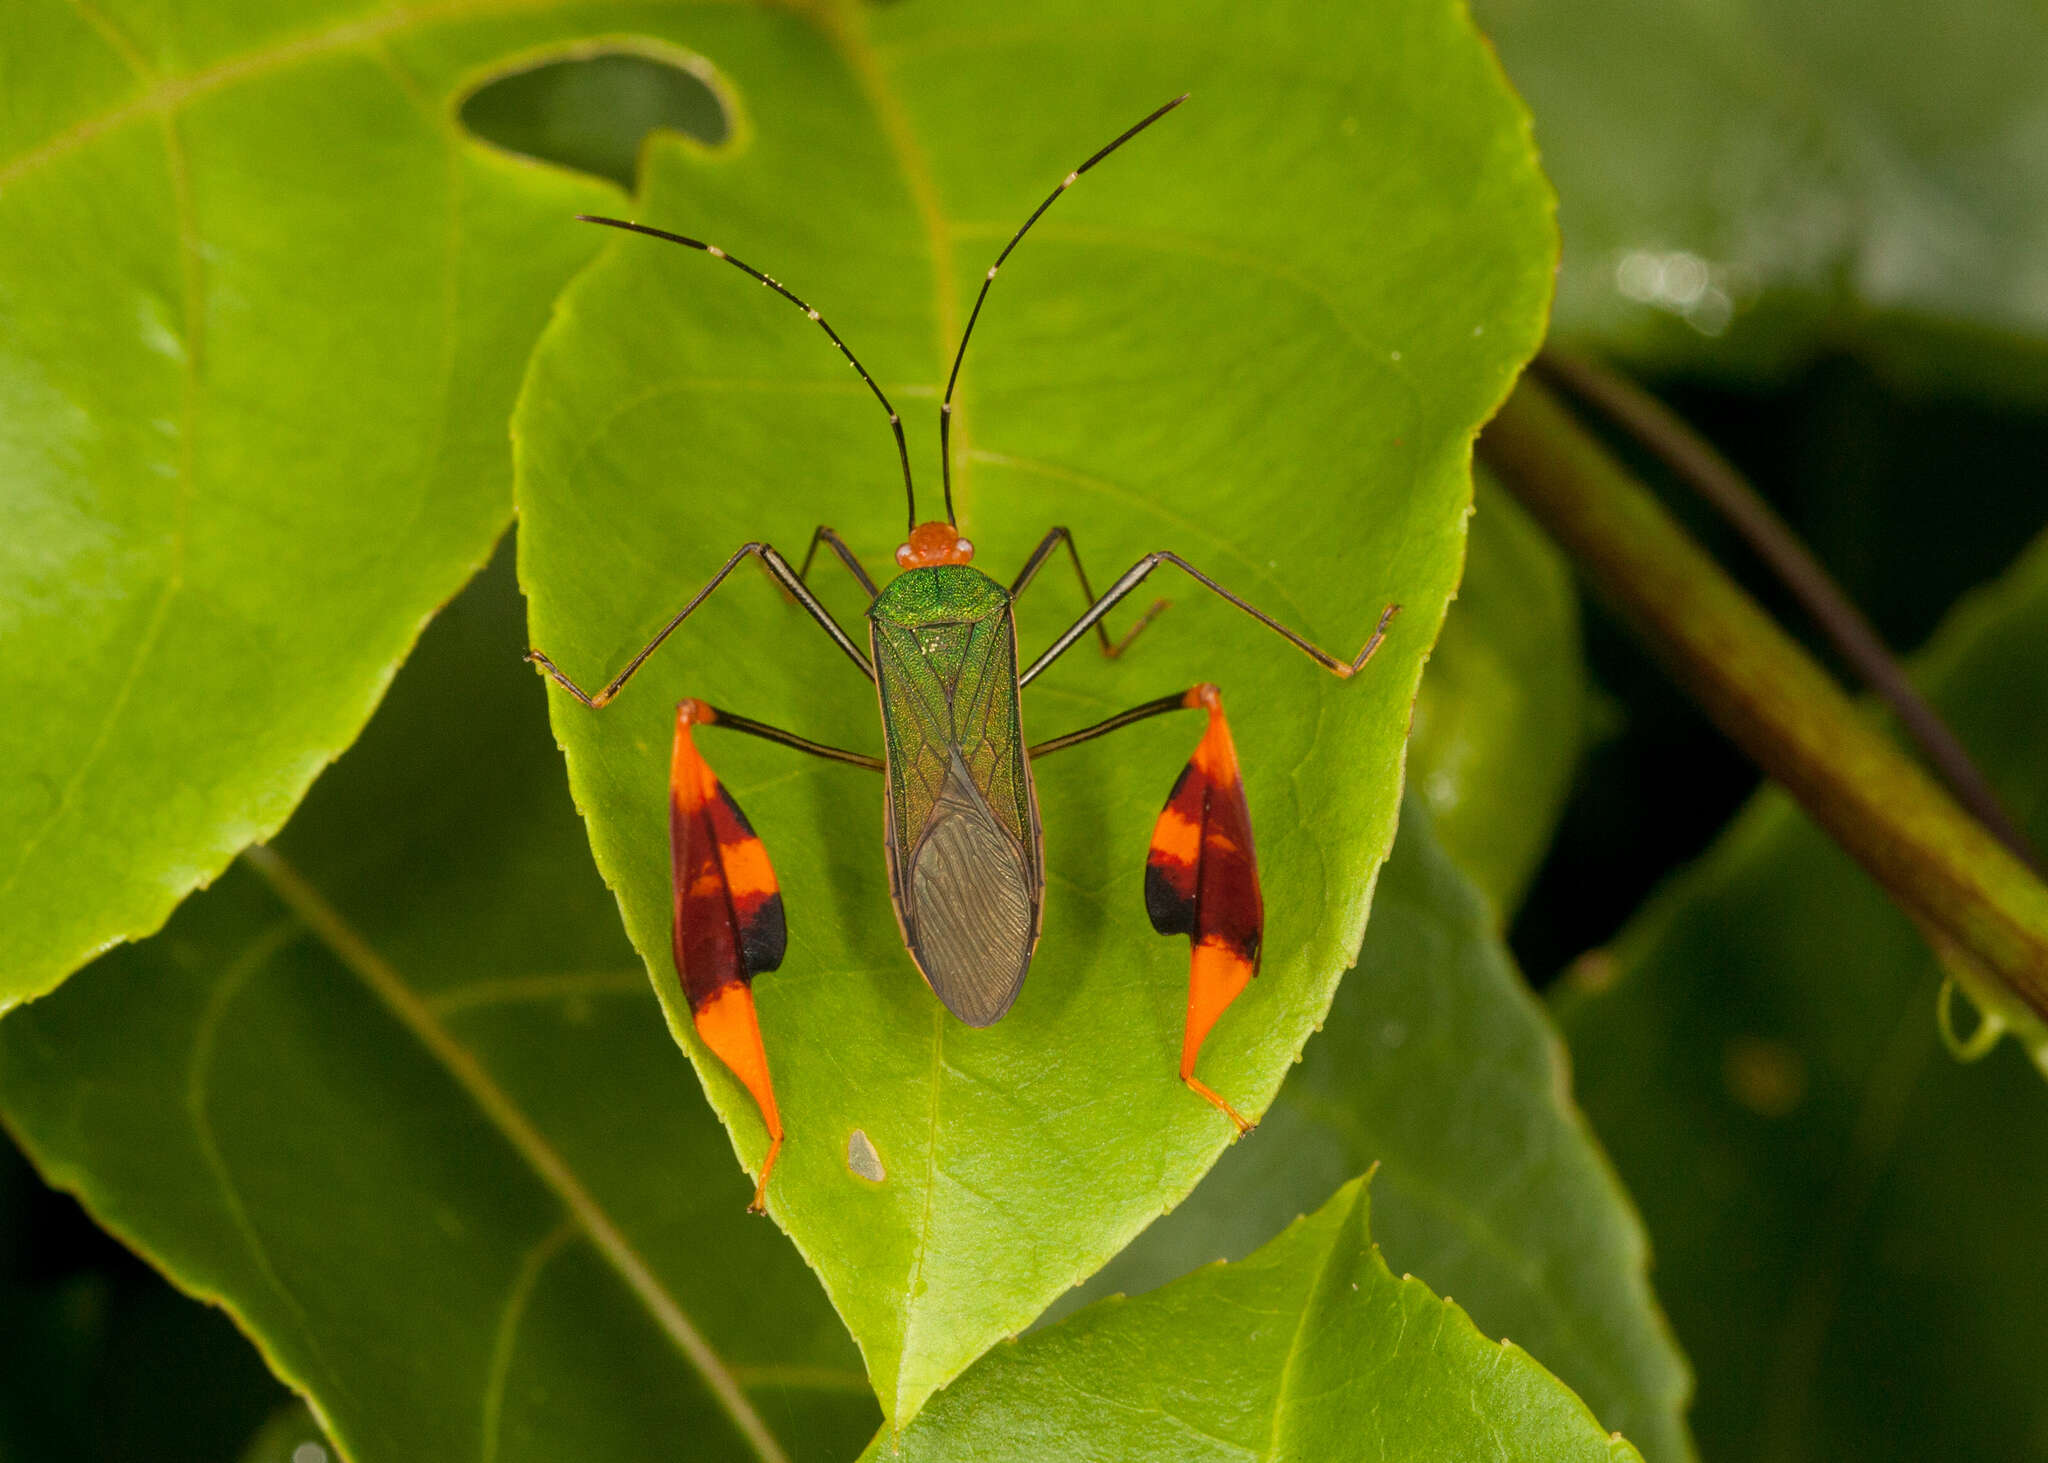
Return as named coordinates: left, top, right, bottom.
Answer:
left=669, top=699, right=881, bottom=1210
left=1009, top=527, right=1169, bottom=660
left=525, top=541, right=875, bottom=709
left=1030, top=685, right=1261, bottom=1135
left=1146, top=686, right=1262, bottom=1135
left=670, top=700, right=791, bottom=1212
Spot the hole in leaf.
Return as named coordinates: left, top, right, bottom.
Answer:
left=459, top=46, right=729, bottom=191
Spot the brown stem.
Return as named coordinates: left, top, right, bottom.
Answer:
left=1536, top=349, right=2039, bottom=872
left=1481, top=377, right=2048, bottom=1024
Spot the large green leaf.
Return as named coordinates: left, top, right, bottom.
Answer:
left=0, top=0, right=778, bottom=1005
left=1474, top=0, right=2048, bottom=390
left=1410, top=473, right=1585, bottom=918
left=1057, top=799, right=1692, bottom=1463
left=0, top=550, right=879, bottom=1463
left=865, top=1174, right=1642, bottom=1461
left=515, top=0, right=1554, bottom=1424
left=1558, top=526, right=2048, bottom=1462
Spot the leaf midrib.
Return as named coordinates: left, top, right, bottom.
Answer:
left=797, top=15, right=1351, bottom=1419
left=1259, top=1185, right=1358, bottom=1461
left=808, top=0, right=970, bottom=1422
left=241, top=844, right=793, bottom=1463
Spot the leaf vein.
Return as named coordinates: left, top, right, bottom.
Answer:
left=480, top=1219, right=578, bottom=1463
left=240, top=845, right=791, bottom=1463
left=1261, top=1193, right=1359, bottom=1461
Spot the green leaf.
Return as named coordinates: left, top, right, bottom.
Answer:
left=1059, top=800, right=1693, bottom=1463
left=515, top=0, right=1555, bottom=1423
left=1410, top=473, right=1586, bottom=917
left=864, top=1174, right=1642, bottom=1462
left=0, top=550, right=880, bottom=1463
left=0, top=0, right=767, bottom=1005
left=1475, top=0, right=2048, bottom=391
left=1557, top=526, right=2048, bottom=1461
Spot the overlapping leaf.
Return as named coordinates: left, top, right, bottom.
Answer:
left=869, top=1175, right=1643, bottom=1462
left=0, top=0, right=769, bottom=1005
left=516, top=0, right=1554, bottom=1423
left=1060, top=799, right=1693, bottom=1463
left=1559, top=527, right=2048, bottom=1461
left=0, top=553, right=878, bottom=1463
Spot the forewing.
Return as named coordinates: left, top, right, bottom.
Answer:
left=945, top=611, right=1033, bottom=846
left=874, top=606, right=1041, bottom=1024
left=874, top=617, right=957, bottom=877
left=875, top=609, right=1036, bottom=890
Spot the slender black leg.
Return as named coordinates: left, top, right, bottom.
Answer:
left=1019, top=552, right=1400, bottom=688
left=795, top=525, right=881, bottom=600
left=1028, top=689, right=1194, bottom=759
left=685, top=699, right=882, bottom=770
left=1009, top=526, right=1169, bottom=660
left=527, top=541, right=875, bottom=708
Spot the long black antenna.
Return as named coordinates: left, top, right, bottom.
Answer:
left=938, top=94, right=1189, bottom=525
left=578, top=215, right=921, bottom=534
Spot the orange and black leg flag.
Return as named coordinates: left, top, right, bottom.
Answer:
left=670, top=699, right=788, bottom=1211
left=1145, top=684, right=1263, bottom=1134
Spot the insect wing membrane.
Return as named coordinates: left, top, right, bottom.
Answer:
left=871, top=567, right=1044, bottom=1026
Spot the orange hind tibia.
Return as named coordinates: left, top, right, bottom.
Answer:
left=672, top=699, right=789, bottom=1211
left=1144, top=684, right=1262, bottom=1136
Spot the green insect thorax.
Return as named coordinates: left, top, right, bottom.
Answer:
left=868, top=563, right=1010, bottom=628
left=869, top=565, right=1014, bottom=711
